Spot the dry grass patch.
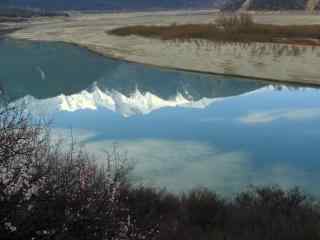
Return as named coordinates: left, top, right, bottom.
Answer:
left=109, top=14, right=320, bottom=46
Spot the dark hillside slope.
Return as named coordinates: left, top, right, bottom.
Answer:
left=223, top=0, right=308, bottom=11
left=250, top=0, right=306, bottom=10
left=0, top=7, right=67, bottom=17
left=0, top=0, right=227, bottom=11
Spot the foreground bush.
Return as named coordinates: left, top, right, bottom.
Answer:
left=0, top=106, right=320, bottom=240
left=124, top=187, right=320, bottom=240
left=0, top=106, right=156, bottom=240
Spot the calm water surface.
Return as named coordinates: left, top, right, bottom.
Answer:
left=1, top=38, right=320, bottom=196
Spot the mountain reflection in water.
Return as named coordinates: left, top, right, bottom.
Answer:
left=0, top=38, right=265, bottom=116
left=1, top=38, right=320, bottom=197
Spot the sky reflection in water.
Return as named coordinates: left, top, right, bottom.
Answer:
left=1, top=39, right=320, bottom=196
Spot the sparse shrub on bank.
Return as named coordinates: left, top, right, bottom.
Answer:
left=0, top=106, right=320, bottom=240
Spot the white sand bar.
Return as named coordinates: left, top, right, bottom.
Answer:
left=9, top=10, right=320, bottom=85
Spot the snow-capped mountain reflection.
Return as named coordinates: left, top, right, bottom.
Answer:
left=0, top=38, right=266, bottom=117
left=12, top=78, right=267, bottom=117
left=16, top=86, right=227, bottom=117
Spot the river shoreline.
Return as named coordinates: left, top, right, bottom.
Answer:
left=7, top=10, right=320, bottom=85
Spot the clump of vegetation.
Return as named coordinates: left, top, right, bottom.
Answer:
left=1, top=106, right=320, bottom=240
left=109, top=14, right=320, bottom=46
left=215, top=13, right=254, bottom=29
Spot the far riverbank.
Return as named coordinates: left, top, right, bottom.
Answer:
left=8, top=10, right=320, bottom=85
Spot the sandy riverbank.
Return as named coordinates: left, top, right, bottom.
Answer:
left=8, top=10, right=320, bottom=85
